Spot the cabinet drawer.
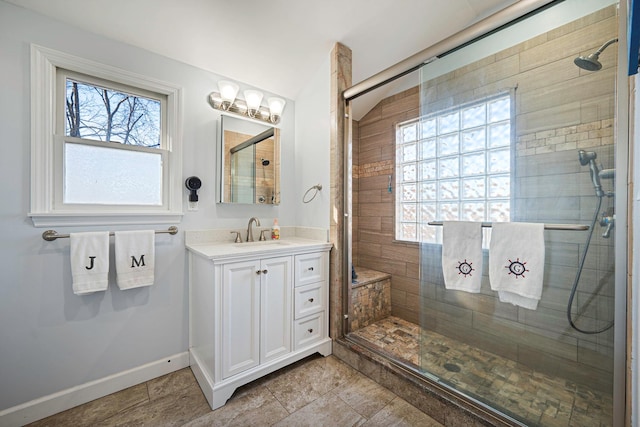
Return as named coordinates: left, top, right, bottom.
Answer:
left=294, top=312, right=324, bottom=350
left=294, top=282, right=324, bottom=319
left=295, top=252, right=326, bottom=286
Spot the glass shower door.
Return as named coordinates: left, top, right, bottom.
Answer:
left=417, top=1, right=618, bottom=425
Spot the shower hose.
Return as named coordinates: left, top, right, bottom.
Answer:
left=566, top=195, right=614, bottom=334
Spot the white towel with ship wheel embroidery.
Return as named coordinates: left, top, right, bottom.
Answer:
left=115, top=230, right=155, bottom=290
left=489, top=222, right=545, bottom=310
left=70, top=232, right=110, bottom=295
left=442, top=221, right=483, bottom=293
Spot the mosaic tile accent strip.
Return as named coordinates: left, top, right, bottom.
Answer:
left=353, top=160, right=393, bottom=179
left=516, top=119, right=614, bottom=157
left=350, top=316, right=613, bottom=427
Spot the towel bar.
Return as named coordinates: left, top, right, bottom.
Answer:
left=42, top=226, right=179, bottom=241
left=427, top=222, right=588, bottom=231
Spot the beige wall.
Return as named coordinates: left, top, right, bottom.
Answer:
left=352, top=5, right=617, bottom=391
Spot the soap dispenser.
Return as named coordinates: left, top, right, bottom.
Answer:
left=271, top=219, right=280, bottom=240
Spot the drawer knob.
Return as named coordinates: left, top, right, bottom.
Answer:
left=308, top=297, right=314, bottom=303
left=308, top=267, right=314, bottom=271
left=307, top=328, right=314, bottom=333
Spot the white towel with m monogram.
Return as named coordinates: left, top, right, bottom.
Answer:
left=115, top=230, right=155, bottom=290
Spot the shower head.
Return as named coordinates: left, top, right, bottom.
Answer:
left=261, top=158, right=270, bottom=166
left=574, top=38, right=618, bottom=71
left=578, top=150, right=604, bottom=197
left=574, top=53, right=603, bottom=71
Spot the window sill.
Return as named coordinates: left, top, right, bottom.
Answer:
left=29, top=211, right=184, bottom=228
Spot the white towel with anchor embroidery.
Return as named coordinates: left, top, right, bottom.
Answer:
left=70, top=232, right=110, bottom=295
left=115, top=230, right=155, bottom=290
left=442, top=221, right=483, bottom=293
left=489, top=222, right=545, bottom=310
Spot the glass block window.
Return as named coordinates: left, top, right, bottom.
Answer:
left=395, top=93, right=513, bottom=243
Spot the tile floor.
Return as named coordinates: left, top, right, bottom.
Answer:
left=27, top=353, right=443, bottom=427
left=349, top=316, right=614, bottom=427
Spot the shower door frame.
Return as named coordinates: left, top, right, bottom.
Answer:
left=341, top=0, right=630, bottom=425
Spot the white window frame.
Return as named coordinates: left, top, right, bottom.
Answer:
left=29, top=44, right=183, bottom=227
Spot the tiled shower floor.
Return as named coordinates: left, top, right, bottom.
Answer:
left=349, top=316, right=613, bottom=427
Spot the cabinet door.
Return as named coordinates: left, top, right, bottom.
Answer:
left=260, top=256, right=292, bottom=362
left=222, top=259, right=260, bottom=379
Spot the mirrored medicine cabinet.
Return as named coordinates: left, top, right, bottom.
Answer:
left=217, top=115, right=280, bottom=204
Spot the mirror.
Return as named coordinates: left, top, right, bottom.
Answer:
left=217, top=115, right=280, bottom=204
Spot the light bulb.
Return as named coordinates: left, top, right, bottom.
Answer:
left=244, top=90, right=263, bottom=118
left=267, top=97, right=286, bottom=123
left=217, top=81, right=239, bottom=110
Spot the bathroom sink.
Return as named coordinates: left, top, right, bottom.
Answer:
left=186, top=236, right=331, bottom=260
left=235, top=240, right=293, bottom=247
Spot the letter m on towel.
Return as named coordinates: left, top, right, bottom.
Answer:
left=130, top=255, right=146, bottom=268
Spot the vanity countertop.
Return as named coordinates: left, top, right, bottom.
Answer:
left=186, top=237, right=332, bottom=261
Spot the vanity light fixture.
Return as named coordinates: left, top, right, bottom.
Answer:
left=208, top=81, right=286, bottom=125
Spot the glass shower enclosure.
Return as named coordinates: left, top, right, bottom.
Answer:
left=346, top=0, right=624, bottom=425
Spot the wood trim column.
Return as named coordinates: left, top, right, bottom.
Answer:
left=329, top=42, right=352, bottom=340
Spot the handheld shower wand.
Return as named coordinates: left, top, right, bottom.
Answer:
left=568, top=149, right=615, bottom=334
left=578, top=150, right=604, bottom=197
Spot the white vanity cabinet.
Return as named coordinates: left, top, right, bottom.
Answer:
left=187, top=239, right=332, bottom=411
left=221, top=256, right=291, bottom=379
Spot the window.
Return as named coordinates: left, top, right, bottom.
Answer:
left=30, top=45, right=182, bottom=226
left=395, top=93, right=513, bottom=243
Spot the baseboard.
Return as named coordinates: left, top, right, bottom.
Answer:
left=0, top=352, right=189, bottom=427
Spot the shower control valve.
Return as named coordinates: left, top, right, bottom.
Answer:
left=600, top=208, right=615, bottom=238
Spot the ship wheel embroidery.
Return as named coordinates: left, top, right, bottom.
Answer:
left=456, top=259, right=475, bottom=277
left=505, top=258, right=529, bottom=278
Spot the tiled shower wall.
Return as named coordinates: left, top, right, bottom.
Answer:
left=352, top=6, right=617, bottom=391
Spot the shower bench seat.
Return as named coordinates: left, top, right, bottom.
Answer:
left=351, top=267, right=391, bottom=331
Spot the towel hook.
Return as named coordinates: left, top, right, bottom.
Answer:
left=302, top=184, right=322, bottom=204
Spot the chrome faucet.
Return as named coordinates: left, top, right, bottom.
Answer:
left=246, top=217, right=261, bottom=242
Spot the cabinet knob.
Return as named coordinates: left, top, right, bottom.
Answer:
left=307, top=328, right=314, bottom=333
left=308, top=298, right=314, bottom=303
left=256, top=270, right=261, bottom=275
left=262, top=269, right=268, bottom=274
left=308, top=267, right=314, bottom=271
